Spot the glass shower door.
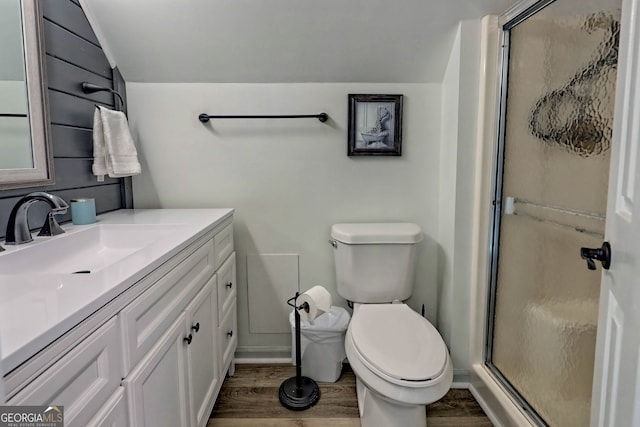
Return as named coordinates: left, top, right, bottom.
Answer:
left=486, top=1, right=621, bottom=426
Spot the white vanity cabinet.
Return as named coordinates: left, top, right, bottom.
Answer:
left=122, top=222, right=236, bottom=427
left=3, top=211, right=236, bottom=427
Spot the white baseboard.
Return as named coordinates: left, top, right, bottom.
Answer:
left=235, top=346, right=291, bottom=361
left=451, top=382, right=470, bottom=389
left=235, top=357, right=292, bottom=364
left=453, top=368, right=470, bottom=386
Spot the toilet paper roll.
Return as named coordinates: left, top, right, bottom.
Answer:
left=298, top=285, right=332, bottom=322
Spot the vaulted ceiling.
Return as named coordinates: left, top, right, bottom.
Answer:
left=80, top=0, right=514, bottom=83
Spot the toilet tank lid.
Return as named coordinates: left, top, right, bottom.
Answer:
left=331, top=223, right=423, bottom=244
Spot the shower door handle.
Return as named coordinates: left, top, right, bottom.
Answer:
left=580, top=242, right=611, bottom=271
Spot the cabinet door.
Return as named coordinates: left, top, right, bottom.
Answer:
left=8, top=317, right=122, bottom=427
left=123, top=313, right=190, bottom=427
left=86, top=387, right=128, bottom=427
left=185, top=277, right=219, bottom=427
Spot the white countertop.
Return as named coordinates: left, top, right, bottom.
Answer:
left=0, top=208, right=233, bottom=373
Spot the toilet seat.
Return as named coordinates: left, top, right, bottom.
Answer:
left=350, top=304, right=448, bottom=384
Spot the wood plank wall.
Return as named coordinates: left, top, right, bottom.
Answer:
left=0, top=0, right=131, bottom=239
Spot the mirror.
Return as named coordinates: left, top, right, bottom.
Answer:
left=0, top=0, right=53, bottom=189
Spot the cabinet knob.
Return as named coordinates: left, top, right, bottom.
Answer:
left=227, top=330, right=233, bottom=338
left=226, top=281, right=233, bottom=289
left=191, top=322, right=200, bottom=333
left=184, top=334, right=193, bottom=345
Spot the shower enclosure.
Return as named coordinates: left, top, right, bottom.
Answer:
left=485, top=0, right=621, bottom=426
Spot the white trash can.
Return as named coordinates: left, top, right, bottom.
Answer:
left=290, top=306, right=350, bottom=382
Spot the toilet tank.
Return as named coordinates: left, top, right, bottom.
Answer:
left=330, top=223, right=423, bottom=303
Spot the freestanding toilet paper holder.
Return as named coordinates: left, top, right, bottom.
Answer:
left=279, top=292, right=321, bottom=410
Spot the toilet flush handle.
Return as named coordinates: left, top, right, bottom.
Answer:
left=328, top=239, right=338, bottom=249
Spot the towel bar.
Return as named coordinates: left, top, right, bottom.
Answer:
left=198, top=113, right=329, bottom=123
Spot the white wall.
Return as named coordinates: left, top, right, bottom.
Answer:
left=438, top=20, right=483, bottom=377
left=127, top=83, right=442, bottom=356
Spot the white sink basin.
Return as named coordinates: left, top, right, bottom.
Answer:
left=0, top=223, right=187, bottom=275
left=0, top=208, right=235, bottom=375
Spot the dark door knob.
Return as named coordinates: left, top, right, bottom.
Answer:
left=580, top=242, right=611, bottom=270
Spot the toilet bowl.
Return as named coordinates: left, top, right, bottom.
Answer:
left=345, top=303, right=453, bottom=427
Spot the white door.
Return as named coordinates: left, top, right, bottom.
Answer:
left=591, top=0, right=640, bottom=424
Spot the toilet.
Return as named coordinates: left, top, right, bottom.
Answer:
left=330, top=223, right=453, bottom=427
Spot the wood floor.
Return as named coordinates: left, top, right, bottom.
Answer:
left=208, top=364, right=493, bottom=426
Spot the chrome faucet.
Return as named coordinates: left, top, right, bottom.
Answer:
left=5, top=192, right=69, bottom=245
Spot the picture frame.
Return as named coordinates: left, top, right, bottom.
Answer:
left=347, top=94, right=403, bottom=156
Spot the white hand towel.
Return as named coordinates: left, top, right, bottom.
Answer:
left=92, top=107, right=107, bottom=182
left=92, top=106, right=141, bottom=181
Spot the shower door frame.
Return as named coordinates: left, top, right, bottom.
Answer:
left=483, top=0, right=591, bottom=425
left=467, top=12, right=539, bottom=426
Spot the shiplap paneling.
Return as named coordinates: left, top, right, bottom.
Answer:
left=42, top=0, right=100, bottom=46
left=51, top=125, right=94, bottom=158
left=49, top=90, right=112, bottom=128
left=43, top=20, right=111, bottom=77
left=0, top=0, right=130, bottom=240
left=52, top=158, right=120, bottom=188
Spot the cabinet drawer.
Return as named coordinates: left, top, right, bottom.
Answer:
left=87, top=387, right=128, bottom=427
left=9, top=317, right=122, bottom=427
left=216, top=252, right=236, bottom=325
left=213, top=223, right=234, bottom=270
left=218, top=305, right=237, bottom=376
left=120, top=240, right=214, bottom=374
